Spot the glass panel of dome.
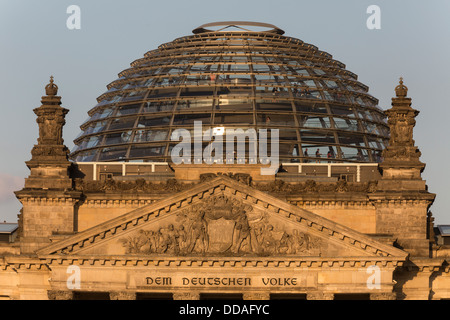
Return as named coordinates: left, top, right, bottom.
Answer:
left=176, top=100, right=211, bottom=110
left=359, top=110, right=375, bottom=122
left=278, top=129, right=298, bottom=140
left=121, top=83, right=137, bottom=90
left=147, top=90, right=177, bottom=99
left=230, top=65, right=251, bottom=72
left=133, top=130, right=168, bottom=142
left=104, top=132, right=132, bottom=145
left=95, top=99, right=113, bottom=108
left=90, top=107, right=115, bottom=121
left=216, top=102, right=252, bottom=112
left=339, top=147, right=359, bottom=160
left=91, top=121, right=110, bottom=134
left=312, top=69, right=326, bottom=75
left=295, top=103, right=327, bottom=114
left=301, top=116, right=331, bottom=129
left=109, top=117, right=137, bottom=130
left=252, top=65, right=271, bottom=72
left=323, top=80, right=338, bottom=88
left=142, top=102, right=174, bottom=113
left=253, top=74, right=275, bottom=82
left=257, top=114, right=296, bottom=126
left=367, top=139, right=382, bottom=149
left=378, top=127, right=389, bottom=137
left=138, top=116, right=171, bottom=127
left=214, top=113, right=253, bottom=125
left=330, top=106, right=357, bottom=118
left=300, top=130, right=336, bottom=143
left=173, top=114, right=211, bottom=126
left=116, top=104, right=142, bottom=116
left=355, top=96, right=365, bottom=105
left=129, top=145, right=165, bottom=158
left=86, top=136, right=102, bottom=148
left=322, top=91, right=334, bottom=101
left=75, top=150, right=97, bottom=162
left=278, top=143, right=296, bottom=156
left=333, top=118, right=360, bottom=131
left=356, top=149, right=368, bottom=161
left=338, top=134, right=365, bottom=147
left=361, top=122, right=379, bottom=135
left=372, top=151, right=383, bottom=162
left=256, top=101, right=292, bottom=111
left=336, top=93, right=348, bottom=103
left=70, top=145, right=80, bottom=154
left=98, top=147, right=128, bottom=161
left=140, top=78, right=155, bottom=87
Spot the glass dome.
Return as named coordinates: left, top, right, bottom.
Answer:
left=70, top=22, right=389, bottom=164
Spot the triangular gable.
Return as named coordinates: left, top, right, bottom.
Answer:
left=37, top=176, right=408, bottom=260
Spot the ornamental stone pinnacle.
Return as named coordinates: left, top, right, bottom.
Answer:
left=29, top=76, right=70, bottom=163
left=374, top=78, right=434, bottom=220
left=379, top=77, right=425, bottom=183
left=15, top=77, right=82, bottom=254
left=21, top=77, right=74, bottom=190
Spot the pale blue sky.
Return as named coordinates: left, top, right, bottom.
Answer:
left=0, top=0, right=449, bottom=224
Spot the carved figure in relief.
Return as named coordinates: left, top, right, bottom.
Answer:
left=177, top=225, right=189, bottom=254
left=393, top=120, right=413, bottom=144
left=230, top=212, right=251, bottom=253
left=141, top=230, right=159, bottom=253
left=257, top=224, right=278, bottom=254
left=187, top=209, right=209, bottom=253
left=119, top=195, right=323, bottom=256
left=158, top=224, right=180, bottom=254
left=119, top=232, right=147, bottom=254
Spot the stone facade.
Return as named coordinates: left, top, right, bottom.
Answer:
left=1, top=79, right=449, bottom=300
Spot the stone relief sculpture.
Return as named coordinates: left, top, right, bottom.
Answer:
left=75, top=176, right=377, bottom=195
left=256, top=179, right=378, bottom=194
left=74, top=178, right=193, bottom=193
left=119, top=195, right=322, bottom=256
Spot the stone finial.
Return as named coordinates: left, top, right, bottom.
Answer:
left=378, top=77, right=425, bottom=187
left=395, top=77, right=408, bottom=98
left=45, top=76, right=58, bottom=96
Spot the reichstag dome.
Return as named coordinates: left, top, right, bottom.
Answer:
left=70, top=22, right=389, bottom=164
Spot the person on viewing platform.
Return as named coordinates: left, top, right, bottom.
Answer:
left=304, top=148, right=309, bottom=163
left=315, top=149, right=321, bottom=163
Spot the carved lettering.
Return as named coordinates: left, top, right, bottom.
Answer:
left=181, top=277, right=251, bottom=286
left=262, top=278, right=297, bottom=286
left=146, top=277, right=172, bottom=286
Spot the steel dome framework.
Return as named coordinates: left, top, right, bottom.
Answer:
left=70, top=22, right=389, bottom=164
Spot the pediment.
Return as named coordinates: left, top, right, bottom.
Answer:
left=37, top=176, right=408, bottom=261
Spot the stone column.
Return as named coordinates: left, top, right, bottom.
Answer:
left=243, top=292, right=270, bottom=300
left=173, top=292, right=200, bottom=300
left=48, top=290, right=74, bottom=300
left=370, top=292, right=397, bottom=300
left=306, top=292, right=334, bottom=300
left=109, top=291, right=137, bottom=300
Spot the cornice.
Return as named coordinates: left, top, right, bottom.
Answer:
left=39, top=255, right=405, bottom=269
